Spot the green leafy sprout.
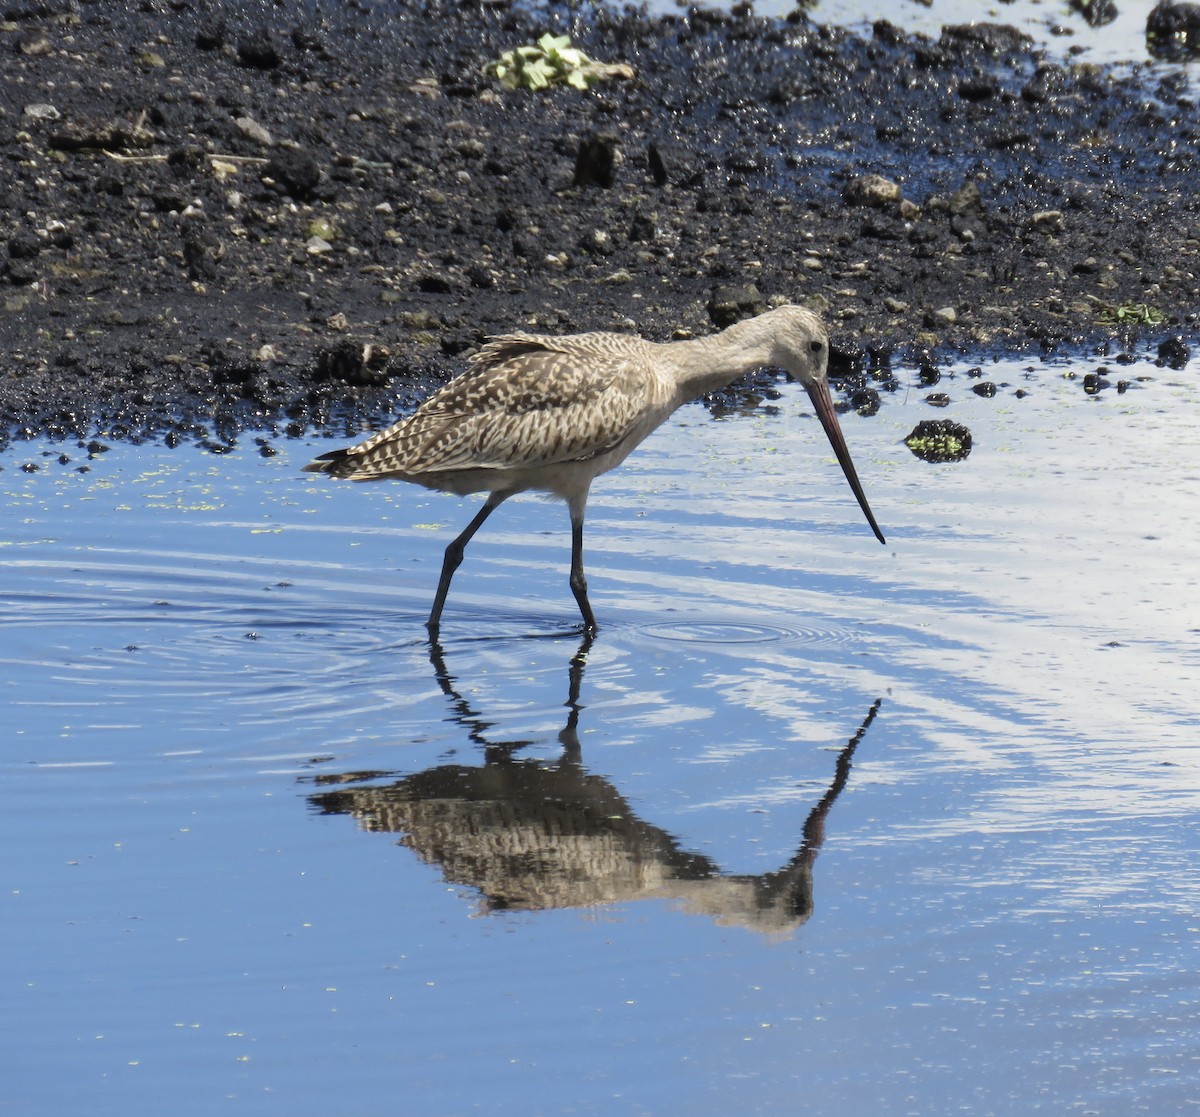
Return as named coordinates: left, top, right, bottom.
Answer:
left=1098, top=302, right=1167, bottom=326
left=485, top=33, right=633, bottom=91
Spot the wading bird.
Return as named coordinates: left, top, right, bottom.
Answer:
left=303, top=305, right=885, bottom=633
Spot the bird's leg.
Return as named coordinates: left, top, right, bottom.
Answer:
left=427, top=492, right=506, bottom=634
left=568, top=500, right=598, bottom=633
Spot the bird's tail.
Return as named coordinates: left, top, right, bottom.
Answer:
left=301, top=447, right=359, bottom=478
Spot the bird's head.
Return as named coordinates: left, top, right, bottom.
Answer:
left=745, top=305, right=886, bottom=546
left=760, top=304, right=831, bottom=387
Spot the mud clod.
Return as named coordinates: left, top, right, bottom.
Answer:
left=905, top=419, right=974, bottom=462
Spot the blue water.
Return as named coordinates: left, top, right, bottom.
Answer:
left=3, top=355, right=1199, bottom=1114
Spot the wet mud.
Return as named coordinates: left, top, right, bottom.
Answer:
left=1, top=0, right=1197, bottom=454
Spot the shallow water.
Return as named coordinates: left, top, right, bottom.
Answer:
left=4, top=354, right=1199, bottom=1115
left=658, top=0, right=1193, bottom=68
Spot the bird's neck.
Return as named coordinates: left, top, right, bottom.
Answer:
left=661, top=324, right=777, bottom=402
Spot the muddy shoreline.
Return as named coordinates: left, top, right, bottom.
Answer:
left=1, top=0, right=1196, bottom=456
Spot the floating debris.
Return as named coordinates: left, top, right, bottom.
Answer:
left=905, top=419, right=973, bottom=463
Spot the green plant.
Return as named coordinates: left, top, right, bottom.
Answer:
left=1098, top=302, right=1167, bottom=326
left=905, top=419, right=973, bottom=463
left=485, top=34, right=633, bottom=91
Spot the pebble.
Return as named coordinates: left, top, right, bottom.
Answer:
left=235, top=116, right=273, bottom=147
left=842, top=174, right=902, bottom=208
left=1030, top=209, right=1065, bottom=233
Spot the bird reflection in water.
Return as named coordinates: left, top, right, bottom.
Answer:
left=308, top=637, right=882, bottom=936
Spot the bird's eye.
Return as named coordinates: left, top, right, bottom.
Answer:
left=809, top=340, right=824, bottom=354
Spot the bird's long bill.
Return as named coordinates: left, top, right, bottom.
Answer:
left=804, top=378, right=887, bottom=545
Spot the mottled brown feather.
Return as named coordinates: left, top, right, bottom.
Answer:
left=318, top=333, right=654, bottom=481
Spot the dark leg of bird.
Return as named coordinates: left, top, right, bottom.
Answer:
left=427, top=493, right=506, bottom=634
left=568, top=509, right=597, bottom=633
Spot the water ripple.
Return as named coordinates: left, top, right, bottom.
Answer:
left=641, top=619, right=863, bottom=647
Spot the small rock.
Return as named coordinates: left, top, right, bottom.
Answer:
left=947, top=181, right=984, bottom=216
left=850, top=387, right=881, bottom=416
left=798, top=294, right=831, bottom=314
left=1157, top=335, right=1191, bottom=368
left=401, top=310, right=442, bottom=330
left=842, top=173, right=902, bottom=209
left=181, top=225, right=224, bottom=281
left=195, top=20, right=227, bottom=50
left=926, top=306, right=958, bottom=327
left=830, top=340, right=869, bottom=375
left=291, top=26, right=328, bottom=54
left=924, top=393, right=951, bottom=407
left=1030, top=209, right=1065, bottom=234
left=581, top=229, right=614, bottom=256
left=1072, top=0, right=1119, bottom=26
left=971, top=381, right=997, bottom=397
left=940, top=22, right=1034, bottom=52
left=7, top=232, right=41, bottom=260
left=1147, top=0, right=1200, bottom=56
left=958, top=78, right=998, bottom=101
left=264, top=149, right=321, bottom=200
left=883, top=297, right=909, bottom=313
left=22, top=103, right=60, bottom=122
left=415, top=272, right=455, bottom=293
left=305, top=217, right=336, bottom=241
left=573, top=132, right=619, bottom=189
left=151, top=188, right=189, bottom=214
left=314, top=341, right=388, bottom=386
left=16, top=34, right=52, bottom=56
left=237, top=29, right=281, bottom=70
left=628, top=210, right=657, bottom=243
left=647, top=140, right=702, bottom=188
left=235, top=115, right=273, bottom=147
left=707, top=284, right=764, bottom=328
left=872, top=19, right=909, bottom=46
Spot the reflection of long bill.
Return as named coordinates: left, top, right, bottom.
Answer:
left=804, top=378, right=887, bottom=546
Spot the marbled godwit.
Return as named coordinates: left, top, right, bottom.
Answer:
left=303, top=305, right=885, bottom=632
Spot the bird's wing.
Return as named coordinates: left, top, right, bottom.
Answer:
left=342, top=334, right=653, bottom=477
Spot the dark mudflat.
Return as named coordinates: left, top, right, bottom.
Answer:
left=1, top=0, right=1196, bottom=454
